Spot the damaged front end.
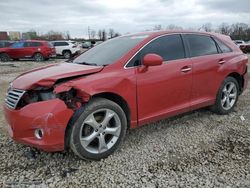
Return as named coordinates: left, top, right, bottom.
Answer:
left=4, top=80, right=91, bottom=152
left=17, top=86, right=88, bottom=111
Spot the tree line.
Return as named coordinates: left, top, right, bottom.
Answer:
left=14, top=22, right=250, bottom=41
left=22, top=28, right=121, bottom=41
left=153, top=22, right=250, bottom=41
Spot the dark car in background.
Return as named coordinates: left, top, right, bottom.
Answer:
left=0, top=40, right=56, bottom=62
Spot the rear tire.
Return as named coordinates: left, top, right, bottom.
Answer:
left=69, top=98, right=127, bottom=160
left=0, top=53, right=9, bottom=62
left=33, top=53, right=44, bottom=62
left=210, top=76, right=239, bottom=115
left=63, top=51, right=71, bottom=59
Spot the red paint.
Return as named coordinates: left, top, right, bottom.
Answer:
left=3, top=31, right=248, bottom=152
left=0, top=40, right=56, bottom=60
left=4, top=99, right=73, bottom=151
left=143, top=53, right=163, bottom=66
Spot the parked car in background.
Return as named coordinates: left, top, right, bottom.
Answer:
left=0, top=40, right=15, bottom=48
left=0, top=40, right=56, bottom=62
left=94, top=41, right=103, bottom=46
left=4, top=31, right=248, bottom=160
left=234, top=40, right=250, bottom=53
left=82, top=41, right=91, bottom=48
left=51, top=40, right=81, bottom=59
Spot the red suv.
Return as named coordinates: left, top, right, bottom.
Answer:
left=4, top=31, right=248, bottom=160
left=0, top=40, right=56, bottom=62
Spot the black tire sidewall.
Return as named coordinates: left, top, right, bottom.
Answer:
left=63, top=51, right=71, bottom=59
left=70, top=98, right=127, bottom=160
left=215, top=77, right=239, bottom=114
left=0, top=53, right=9, bottom=62
left=34, top=53, right=44, bottom=62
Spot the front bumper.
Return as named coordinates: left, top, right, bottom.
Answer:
left=4, top=99, right=73, bottom=152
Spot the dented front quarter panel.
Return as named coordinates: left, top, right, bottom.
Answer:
left=4, top=99, right=73, bottom=151
left=54, top=66, right=138, bottom=128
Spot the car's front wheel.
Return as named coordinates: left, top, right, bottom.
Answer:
left=0, top=53, right=9, bottom=62
left=211, top=76, right=239, bottom=114
left=70, top=98, right=127, bottom=160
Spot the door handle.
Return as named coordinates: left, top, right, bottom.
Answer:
left=218, top=59, right=226, bottom=64
left=181, top=67, right=192, bottom=73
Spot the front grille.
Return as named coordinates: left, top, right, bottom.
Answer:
left=5, top=89, right=26, bottom=109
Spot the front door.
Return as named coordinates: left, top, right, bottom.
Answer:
left=135, top=34, right=193, bottom=125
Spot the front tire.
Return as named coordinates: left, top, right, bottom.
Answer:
left=0, top=53, right=10, bottom=62
left=70, top=98, right=127, bottom=160
left=211, top=76, right=239, bottom=114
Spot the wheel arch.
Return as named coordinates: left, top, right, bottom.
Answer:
left=91, top=92, right=131, bottom=129
left=62, top=49, right=72, bottom=54
left=64, top=92, right=131, bottom=150
left=226, top=72, right=244, bottom=93
left=32, top=52, right=43, bottom=57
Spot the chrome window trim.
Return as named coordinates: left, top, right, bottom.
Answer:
left=123, top=32, right=213, bottom=69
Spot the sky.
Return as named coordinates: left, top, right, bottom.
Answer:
left=0, top=0, right=250, bottom=38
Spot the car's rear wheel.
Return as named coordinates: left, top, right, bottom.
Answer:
left=0, top=53, right=9, bottom=62
left=63, top=51, right=71, bottom=59
left=70, top=98, right=127, bottom=160
left=33, top=53, right=44, bottom=62
left=211, top=76, right=239, bottom=114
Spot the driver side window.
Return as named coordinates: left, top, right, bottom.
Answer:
left=126, top=34, right=186, bottom=67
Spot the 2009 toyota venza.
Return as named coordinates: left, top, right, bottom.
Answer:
left=4, top=31, right=248, bottom=160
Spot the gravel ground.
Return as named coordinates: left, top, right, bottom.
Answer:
left=0, top=56, right=250, bottom=188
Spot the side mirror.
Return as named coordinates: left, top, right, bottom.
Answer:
left=143, top=53, right=163, bottom=67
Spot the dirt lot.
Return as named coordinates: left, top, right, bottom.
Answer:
left=0, top=56, right=250, bottom=187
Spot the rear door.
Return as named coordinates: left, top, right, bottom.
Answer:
left=136, top=34, right=193, bottom=124
left=54, top=42, right=69, bottom=55
left=23, top=42, right=36, bottom=57
left=8, top=42, right=24, bottom=58
left=184, top=34, right=226, bottom=108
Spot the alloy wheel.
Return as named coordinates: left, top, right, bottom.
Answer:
left=220, top=82, right=237, bottom=110
left=79, top=108, right=121, bottom=154
left=34, top=53, right=44, bottom=62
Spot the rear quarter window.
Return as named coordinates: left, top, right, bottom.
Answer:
left=213, top=38, right=232, bottom=53
left=185, top=34, right=218, bottom=57
left=54, top=42, right=69, bottom=46
left=32, top=42, right=42, bottom=47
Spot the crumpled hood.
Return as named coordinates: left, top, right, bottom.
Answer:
left=12, top=63, right=104, bottom=90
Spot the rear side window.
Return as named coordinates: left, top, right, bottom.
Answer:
left=31, top=42, right=42, bottom=47
left=213, top=38, right=232, bottom=53
left=11, top=42, right=24, bottom=48
left=185, top=34, right=218, bottom=57
left=54, top=42, right=69, bottom=46
left=24, top=42, right=42, bottom=47
left=141, top=34, right=185, bottom=61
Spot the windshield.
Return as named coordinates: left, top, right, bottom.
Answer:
left=73, top=35, right=148, bottom=66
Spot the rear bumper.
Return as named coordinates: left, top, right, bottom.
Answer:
left=4, top=99, right=73, bottom=152
left=243, top=67, right=248, bottom=92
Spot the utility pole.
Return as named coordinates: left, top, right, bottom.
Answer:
left=88, top=26, right=91, bottom=40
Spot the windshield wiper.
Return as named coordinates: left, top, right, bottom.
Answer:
left=76, top=62, right=98, bottom=66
